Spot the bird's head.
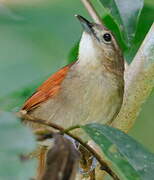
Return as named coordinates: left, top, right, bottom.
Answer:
left=76, top=15, right=124, bottom=76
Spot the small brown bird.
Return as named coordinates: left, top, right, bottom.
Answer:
left=20, top=15, right=124, bottom=178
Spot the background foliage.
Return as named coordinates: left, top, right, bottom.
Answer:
left=0, top=112, right=36, bottom=179
left=0, top=0, right=154, bottom=178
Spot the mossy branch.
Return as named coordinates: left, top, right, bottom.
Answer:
left=113, top=23, right=154, bottom=132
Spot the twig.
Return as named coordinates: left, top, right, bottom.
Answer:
left=80, top=0, right=103, bottom=25
left=21, top=114, right=120, bottom=180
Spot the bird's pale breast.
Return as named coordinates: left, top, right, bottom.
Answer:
left=29, top=63, right=124, bottom=129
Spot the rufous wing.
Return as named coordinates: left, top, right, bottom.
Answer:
left=22, top=63, right=73, bottom=112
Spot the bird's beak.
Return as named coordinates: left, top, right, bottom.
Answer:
left=75, top=15, right=93, bottom=34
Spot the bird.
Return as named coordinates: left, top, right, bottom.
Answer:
left=20, top=15, right=124, bottom=178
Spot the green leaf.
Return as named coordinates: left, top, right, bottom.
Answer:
left=68, top=41, right=79, bottom=64
left=0, top=112, right=36, bottom=180
left=82, top=123, right=154, bottom=180
left=99, top=0, right=144, bottom=46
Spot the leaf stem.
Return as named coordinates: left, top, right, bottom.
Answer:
left=20, top=114, right=120, bottom=180
left=63, top=125, right=80, bottom=133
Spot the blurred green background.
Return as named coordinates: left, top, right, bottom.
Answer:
left=0, top=0, right=154, bottom=152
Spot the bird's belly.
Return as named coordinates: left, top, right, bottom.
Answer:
left=30, top=76, right=123, bottom=128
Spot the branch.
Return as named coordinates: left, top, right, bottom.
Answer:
left=112, top=23, right=154, bottom=132
left=80, top=0, right=103, bottom=25
left=21, top=114, right=120, bottom=180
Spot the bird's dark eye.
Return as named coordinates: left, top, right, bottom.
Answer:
left=103, top=33, right=112, bottom=42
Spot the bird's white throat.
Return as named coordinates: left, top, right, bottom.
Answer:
left=78, top=32, right=102, bottom=67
